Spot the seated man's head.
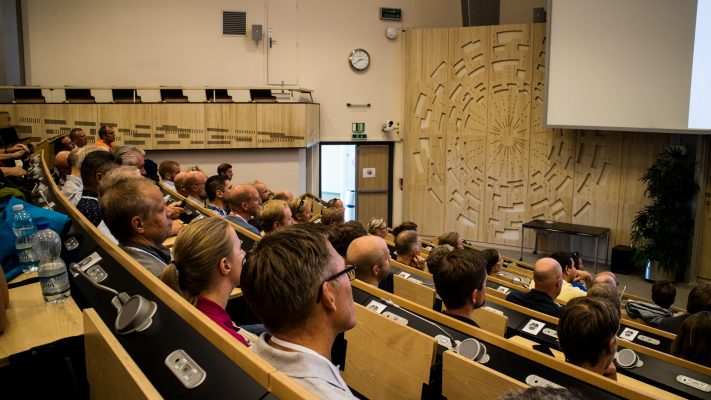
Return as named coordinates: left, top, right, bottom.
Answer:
left=69, top=128, right=87, bottom=147
left=346, top=235, right=391, bottom=285
left=259, top=199, right=293, bottom=233
left=395, top=230, right=421, bottom=260
left=217, top=162, right=233, bottom=180
left=56, top=135, right=76, bottom=152
left=425, top=244, right=454, bottom=276
left=100, top=176, right=173, bottom=247
left=433, top=249, right=487, bottom=315
left=326, top=198, right=345, bottom=213
left=551, top=251, right=576, bottom=283
left=226, top=184, right=261, bottom=218
left=587, top=283, right=621, bottom=317
left=252, top=180, right=271, bottom=202
left=593, top=271, right=617, bottom=287
left=321, top=207, right=344, bottom=227
left=329, top=220, right=367, bottom=257
left=80, top=150, right=120, bottom=192
left=112, top=145, right=146, bottom=176
left=206, top=175, right=231, bottom=206
left=98, top=125, right=116, bottom=144
left=652, top=280, right=676, bottom=310
left=557, top=296, right=619, bottom=376
left=533, top=257, right=563, bottom=300
left=687, top=284, right=711, bottom=314
left=392, top=221, right=418, bottom=239
left=184, top=170, right=208, bottom=200
left=241, top=224, right=356, bottom=337
left=272, top=190, right=293, bottom=203
left=437, top=231, right=464, bottom=249
left=481, top=248, right=503, bottom=275
left=55, top=151, right=71, bottom=179
left=158, top=160, right=180, bottom=183
left=174, top=172, right=188, bottom=196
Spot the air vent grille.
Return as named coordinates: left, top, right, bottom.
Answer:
left=223, top=11, right=246, bottom=36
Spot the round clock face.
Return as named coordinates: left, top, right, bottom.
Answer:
left=349, top=48, right=370, bottom=71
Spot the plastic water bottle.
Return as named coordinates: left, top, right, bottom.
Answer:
left=12, top=204, right=39, bottom=273
left=33, top=220, right=71, bottom=303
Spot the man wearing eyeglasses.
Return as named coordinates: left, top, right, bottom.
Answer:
left=96, top=126, right=116, bottom=149
left=242, top=224, right=357, bottom=399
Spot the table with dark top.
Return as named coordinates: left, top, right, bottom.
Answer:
left=520, top=220, right=610, bottom=272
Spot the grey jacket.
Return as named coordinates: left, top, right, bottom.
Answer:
left=625, top=300, right=673, bottom=326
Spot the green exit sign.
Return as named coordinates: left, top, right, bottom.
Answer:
left=352, top=133, right=367, bottom=140
left=380, top=7, right=402, bottom=21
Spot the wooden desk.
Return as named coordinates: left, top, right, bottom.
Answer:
left=0, top=281, right=83, bottom=360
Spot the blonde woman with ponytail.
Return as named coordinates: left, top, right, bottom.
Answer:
left=161, top=217, right=250, bottom=346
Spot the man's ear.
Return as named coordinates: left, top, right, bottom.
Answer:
left=371, top=265, right=379, bottom=277
left=320, top=281, right=338, bottom=312
left=607, top=336, right=616, bottom=356
left=130, top=216, right=144, bottom=233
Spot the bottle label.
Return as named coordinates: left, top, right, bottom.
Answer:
left=18, top=247, right=39, bottom=263
left=39, top=269, right=70, bottom=297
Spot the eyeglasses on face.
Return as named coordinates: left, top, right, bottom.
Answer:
left=316, top=264, right=356, bottom=303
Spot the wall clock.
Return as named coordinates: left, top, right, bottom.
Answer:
left=348, top=48, right=370, bottom=71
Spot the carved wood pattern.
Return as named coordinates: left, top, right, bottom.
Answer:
left=404, top=24, right=669, bottom=254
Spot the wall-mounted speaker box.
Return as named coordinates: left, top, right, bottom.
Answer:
left=611, top=245, right=635, bottom=274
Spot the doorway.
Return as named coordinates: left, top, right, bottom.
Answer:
left=320, top=143, right=393, bottom=227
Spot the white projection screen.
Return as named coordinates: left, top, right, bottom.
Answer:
left=545, top=0, right=711, bottom=133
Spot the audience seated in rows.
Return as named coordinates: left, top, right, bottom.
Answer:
left=259, top=200, right=293, bottom=234
left=174, top=171, right=188, bottom=197
left=346, top=235, right=393, bottom=293
left=0, top=142, right=29, bottom=177
left=436, top=231, right=464, bottom=249
left=205, top=175, right=230, bottom=217
left=326, top=198, right=345, bottom=214
left=367, top=217, right=388, bottom=238
left=290, top=196, right=314, bottom=223
left=671, top=311, right=711, bottom=368
left=432, top=249, right=487, bottom=328
left=657, top=284, right=711, bottom=334
left=625, top=281, right=675, bottom=325
left=543, top=251, right=588, bottom=300
left=252, top=180, right=271, bottom=203
left=54, top=134, right=76, bottom=152
left=96, top=126, right=116, bottom=149
left=558, top=296, right=619, bottom=380
left=424, top=244, right=453, bottom=276
left=101, top=175, right=173, bottom=276
left=161, top=217, right=250, bottom=346
left=69, top=128, right=87, bottom=148
left=329, top=220, right=367, bottom=257
left=507, top=257, right=564, bottom=318
left=61, top=145, right=105, bottom=205
left=54, top=150, right=71, bottom=184
left=77, top=150, right=120, bottom=226
left=652, top=280, right=676, bottom=311
left=158, top=160, right=180, bottom=190
left=320, top=207, right=344, bottom=227
left=183, top=170, right=208, bottom=206
left=272, top=190, right=294, bottom=203
left=394, top=230, right=427, bottom=271
left=217, top=162, right=233, bottom=181
left=225, top=184, right=261, bottom=236
left=481, top=248, right=503, bottom=275
left=242, top=224, right=357, bottom=399
left=587, top=283, right=621, bottom=316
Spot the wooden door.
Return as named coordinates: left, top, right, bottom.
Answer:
left=356, top=144, right=391, bottom=227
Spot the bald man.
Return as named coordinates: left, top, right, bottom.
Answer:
left=173, top=172, right=188, bottom=197
left=183, top=170, right=207, bottom=205
left=347, top=235, right=393, bottom=292
left=506, top=257, right=564, bottom=317
left=272, top=190, right=294, bottom=203
left=225, top=184, right=261, bottom=236
left=54, top=150, right=71, bottom=183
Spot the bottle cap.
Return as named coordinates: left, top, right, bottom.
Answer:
left=12, top=204, right=24, bottom=212
left=36, top=220, right=50, bottom=229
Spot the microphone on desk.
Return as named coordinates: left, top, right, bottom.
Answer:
left=70, top=263, right=158, bottom=335
left=378, top=297, right=490, bottom=364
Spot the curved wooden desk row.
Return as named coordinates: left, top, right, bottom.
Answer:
left=350, top=281, right=673, bottom=400
left=389, top=261, right=711, bottom=399
left=35, top=154, right=315, bottom=399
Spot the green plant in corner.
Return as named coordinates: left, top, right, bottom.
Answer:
left=630, top=146, right=699, bottom=278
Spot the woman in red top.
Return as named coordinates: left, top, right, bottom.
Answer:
left=161, top=217, right=250, bottom=346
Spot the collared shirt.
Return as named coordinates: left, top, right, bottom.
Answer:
left=77, top=190, right=101, bottom=226
left=196, top=297, right=249, bottom=346
left=226, top=214, right=261, bottom=236
left=162, top=180, right=176, bottom=190
left=61, top=175, right=83, bottom=206
left=252, top=333, right=356, bottom=399
left=119, top=241, right=172, bottom=276
left=207, top=203, right=228, bottom=217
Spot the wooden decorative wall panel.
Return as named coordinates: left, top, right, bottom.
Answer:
left=444, top=27, right=489, bottom=241
left=204, top=104, right=256, bottom=149
left=256, top=103, right=307, bottom=148
left=42, top=104, right=98, bottom=143
left=152, top=104, right=205, bottom=150
left=403, top=24, right=670, bottom=255
left=403, top=29, right=450, bottom=236
left=98, top=104, right=153, bottom=149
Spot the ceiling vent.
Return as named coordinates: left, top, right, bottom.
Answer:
left=223, top=11, right=247, bottom=36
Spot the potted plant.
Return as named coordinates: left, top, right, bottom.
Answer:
left=630, top=146, right=699, bottom=281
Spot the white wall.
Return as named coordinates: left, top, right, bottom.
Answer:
left=22, top=0, right=461, bottom=221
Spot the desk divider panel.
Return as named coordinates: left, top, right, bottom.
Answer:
left=442, top=350, right=528, bottom=399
